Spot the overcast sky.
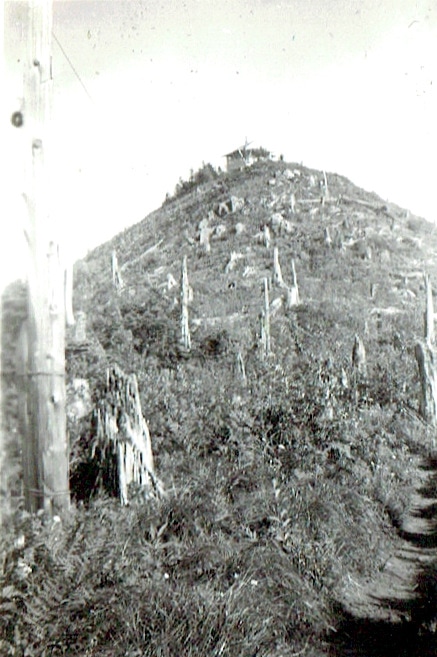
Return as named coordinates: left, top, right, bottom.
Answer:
left=3, top=0, right=437, bottom=283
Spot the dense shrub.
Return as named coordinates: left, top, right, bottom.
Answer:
left=166, top=162, right=221, bottom=203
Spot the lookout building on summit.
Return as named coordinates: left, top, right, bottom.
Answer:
left=225, top=145, right=272, bottom=172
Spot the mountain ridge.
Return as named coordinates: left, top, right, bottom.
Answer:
left=3, top=157, right=437, bottom=656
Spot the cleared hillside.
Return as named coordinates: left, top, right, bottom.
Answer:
left=2, top=158, right=437, bottom=657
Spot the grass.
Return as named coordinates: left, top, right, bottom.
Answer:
left=2, top=158, right=437, bottom=655
left=2, top=356, right=434, bottom=655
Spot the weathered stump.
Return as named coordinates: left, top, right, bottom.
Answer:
left=94, top=364, right=161, bottom=504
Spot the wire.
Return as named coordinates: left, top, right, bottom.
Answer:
left=52, top=31, right=93, bottom=103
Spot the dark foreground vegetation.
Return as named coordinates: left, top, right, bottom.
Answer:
left=2, top=157, right=437, bottom=655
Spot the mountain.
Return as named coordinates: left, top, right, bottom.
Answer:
left=71, top=157, right=437, bottom=369
left=2, top=157, right=437, bottom=656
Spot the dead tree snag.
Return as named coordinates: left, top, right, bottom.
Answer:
left=352, top=335, right=366, bottom=375
left=415, top=343, right=437, bottom=424
left=180, top=255, right=191, bottom=351
left=272, top=247, right=285, bottom=287
left=424, top=273, right=435, bottom=346
left=286, top=259, right=300, bottom=308
left=111, top=250, right=124, bottom=291
left=415, top=276, right=437, bottom=423
left=260, top=278, right=271, bottom=357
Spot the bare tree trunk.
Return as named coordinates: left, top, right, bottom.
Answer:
left=236, top=350, right=247, bottom=384
left=286, top=259, right=300, bottom=308
left=323, top=170, right=329, bottom=195
left=263, top=224, right=271, bottom=248
left=272, top=247, right=284, bottom=287
left=199, top=222, right=211, bottom=253
left=112, top=250, right=124, bottom=291
left=415, top=342, right=437, bottom=424
left=260, top=278, right=271, bottom=357
left=424, top=273, right=435, bottom=345
left=181, top=255, right=191, bottom=351
left=415, top=276, right=437, bottom=423
left=351, top=334, right=367, bottom=405
left=321, top=170, right=329, bottom=206
left=291, top=259, right=298, bottom=289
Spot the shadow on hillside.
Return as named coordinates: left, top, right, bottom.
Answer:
left=329, top=610, right=437, bottom=657
left=330, top=458, right=437, bottom=656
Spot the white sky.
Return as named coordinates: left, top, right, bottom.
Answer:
left=3, top=0, right=437, bottom=285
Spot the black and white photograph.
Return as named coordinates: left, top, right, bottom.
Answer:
left=2, top=1, right=437, bottom=655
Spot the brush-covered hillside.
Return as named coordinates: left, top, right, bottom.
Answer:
left=2, top=157, right=437, bottom=657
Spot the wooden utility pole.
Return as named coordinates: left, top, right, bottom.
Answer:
left=22, top=0, right=70, bottom=514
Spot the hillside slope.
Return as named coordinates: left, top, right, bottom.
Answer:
left=2, top=158, right=437, bottom=656
left=73, top=159, right=437, bottom=366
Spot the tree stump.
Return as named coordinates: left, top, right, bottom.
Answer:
left=94, top=364, right=161, bottom=504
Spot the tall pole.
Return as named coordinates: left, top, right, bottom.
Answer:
left=23, top=0, right=70, bottom=514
